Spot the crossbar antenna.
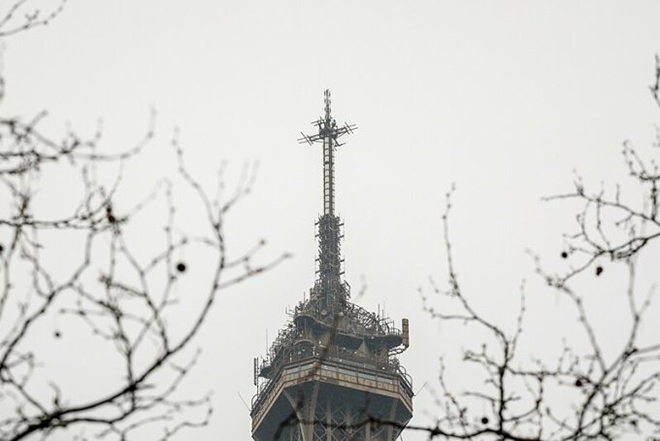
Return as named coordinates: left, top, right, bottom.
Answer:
left=298, top=90, right=357, bottom=311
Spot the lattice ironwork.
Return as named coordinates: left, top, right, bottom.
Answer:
left=298, top=89, right=356, bottom=312
left=275, top=392, right=401, bottom=441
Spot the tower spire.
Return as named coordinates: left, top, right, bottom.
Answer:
left=324, top=88, right=332, bottom=121
left=298, top=90, right=357, bottom=311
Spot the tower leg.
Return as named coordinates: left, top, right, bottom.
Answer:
left=386, top=401, right=398, bottom=440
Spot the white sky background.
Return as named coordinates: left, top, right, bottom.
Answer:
left=4, top=0, right=660, bottom=439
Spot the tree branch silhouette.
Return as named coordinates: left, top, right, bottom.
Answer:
left=416, top=59, right=660, bottom=440
left=0, top=2, right=287, bottom=439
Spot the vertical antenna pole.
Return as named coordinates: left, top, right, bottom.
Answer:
left=323, top=90, right=334, bottom=216
left=298, top=90, right=357, bottom=310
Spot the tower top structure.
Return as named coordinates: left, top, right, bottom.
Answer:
left=298, top=89, right=357, bottom=216
left=251, top=91, right=412, bottom=441
left=298, top=90, right=357, bottom=314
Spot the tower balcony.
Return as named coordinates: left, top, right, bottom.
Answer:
left=251, top=354, right=413, bottom=441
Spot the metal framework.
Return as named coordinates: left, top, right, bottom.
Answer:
left=251, top=91, right=412, bottom=441
left=298, top=90, right=357, bottom=314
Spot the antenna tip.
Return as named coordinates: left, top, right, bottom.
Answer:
left=324, top=90, right=332, bottom=119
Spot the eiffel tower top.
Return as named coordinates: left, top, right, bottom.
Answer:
left=251, top=92, right=412, bottom=439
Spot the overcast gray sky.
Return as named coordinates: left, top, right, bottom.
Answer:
left=5, top=0, right=660, bottom=439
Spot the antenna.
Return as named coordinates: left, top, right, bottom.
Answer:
left=298, top=90, right=357, bottom=313
left=297, top=89, right=357, bottom=217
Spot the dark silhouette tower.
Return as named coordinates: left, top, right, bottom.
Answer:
left=251, top=91, right=413, bottom=441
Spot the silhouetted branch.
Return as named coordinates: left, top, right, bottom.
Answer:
left=413, top=59, right=660, bottom=440
left=0, top=0, right=67, bottom=38
left=0, top=2, right=287, bottom=439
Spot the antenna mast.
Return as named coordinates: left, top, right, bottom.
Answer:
left=298, top=90, right=357, bottom=312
